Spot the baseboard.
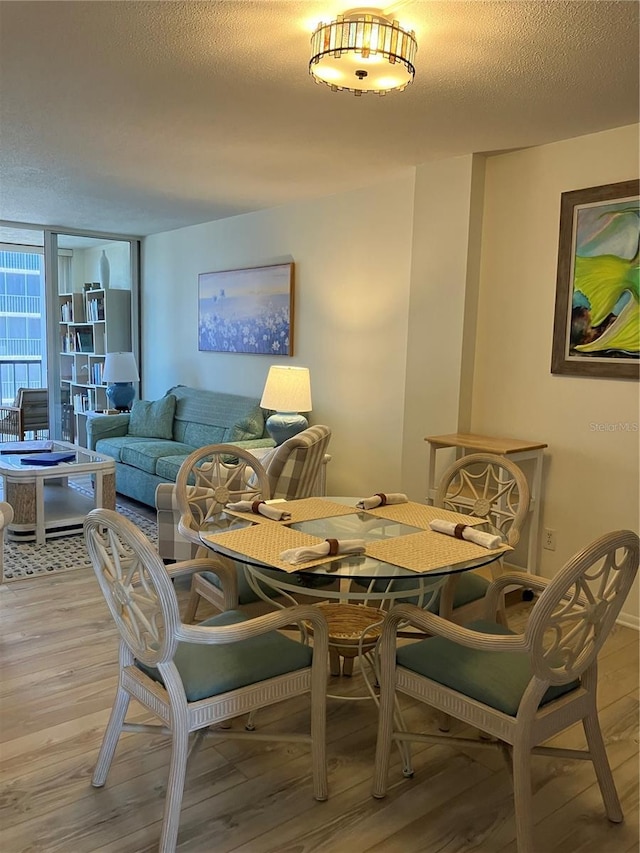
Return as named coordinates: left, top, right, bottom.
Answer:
left=617, top=612, right=639, bottom=630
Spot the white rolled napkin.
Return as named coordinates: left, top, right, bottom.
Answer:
left=280, top=538, right=366, bottom=565
left=357, top=492, right=408, bottom=510
left=429, top=519, right=502, bottom=550
left=226, top=500, right=291, bottom=521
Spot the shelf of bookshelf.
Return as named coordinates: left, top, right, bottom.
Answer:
left=57, top=287, right=132, bottom=445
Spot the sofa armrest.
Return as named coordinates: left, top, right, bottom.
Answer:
left=229, top=437, right=276, bottom=451
left=317, top=453, right=331, bottom=497
left=86, top=413, right=130, bottom=450
left=156, top=483, right=199, bottom=561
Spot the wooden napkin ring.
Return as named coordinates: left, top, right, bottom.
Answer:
left=454, top=524, right=467, bottom=539
left=325, top=538, right=340, bottom=556
left=374, top=492, right=387, bottom=506
left=251, top=500, right=265, bottom=514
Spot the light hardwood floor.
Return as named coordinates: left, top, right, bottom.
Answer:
left=1, top=544, right=638, bottom=852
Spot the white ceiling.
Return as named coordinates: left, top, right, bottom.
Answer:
left=0, top=1, right=638, bottom=239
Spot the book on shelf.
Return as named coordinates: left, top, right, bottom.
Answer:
left=73, top=393, right=88, bottom=414
left=75, top=329, right=93, bottom=353
left=92, top=362, right=104, bottom=385
left=86, top=297, right=105, bottom=322
left=61, top=332, right=75, bottom=352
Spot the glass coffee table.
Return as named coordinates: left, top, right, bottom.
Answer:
left=0, top=440, right=116, bottom=545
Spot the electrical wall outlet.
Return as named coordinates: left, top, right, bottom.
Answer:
left=543, top=528, right=556, bottom=551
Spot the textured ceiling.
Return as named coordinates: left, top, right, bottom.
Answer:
left=0, top=1, right=638, bottom=238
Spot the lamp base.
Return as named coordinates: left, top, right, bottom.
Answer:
left=265, top=412, right=308, bottom=445
left=106, top=382, right=135, bottom=412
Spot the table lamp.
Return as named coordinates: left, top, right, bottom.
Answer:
left=102, top=352, right=139, bottom=412
left=260, top=365, right=312, bottom=445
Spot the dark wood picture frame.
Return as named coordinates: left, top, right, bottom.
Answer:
left=551, top=179, right=639, bottom=380
left=198, top=262, right=294, bottom=356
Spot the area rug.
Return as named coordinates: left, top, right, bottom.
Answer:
left=2, top=492, right=157, bottom=583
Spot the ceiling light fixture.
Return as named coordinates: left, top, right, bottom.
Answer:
left=309, top=7, right=417, bottom=96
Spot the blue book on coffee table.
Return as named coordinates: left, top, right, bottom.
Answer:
left=20, top=451, right=77, bottom=466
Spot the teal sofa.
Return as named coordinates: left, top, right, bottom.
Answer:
left=86, top=385, right=275, bottom=507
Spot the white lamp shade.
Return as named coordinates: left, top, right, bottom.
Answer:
left=102, top=352, right=139, bottom=383
left=260, top=366, right=312, bottom=413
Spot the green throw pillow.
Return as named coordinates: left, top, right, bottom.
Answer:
left=128, top=395, right=176, bottom=440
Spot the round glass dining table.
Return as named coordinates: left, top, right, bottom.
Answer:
left=198, top=497, right=505, bottom=610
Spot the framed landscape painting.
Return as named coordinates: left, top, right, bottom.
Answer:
left=551, top=179, right=639, bottom=379
left=198, top=263, right=294, bottom=355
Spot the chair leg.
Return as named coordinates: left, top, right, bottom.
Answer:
left=583, top=708, right=623, bottom=822
left=159, top=723, right=190, bottom=853
left=310, top=678, right=328, bottom=801
left=511, top=738, right=535, bottom=853
left=372, top=671, right=396, bottom=798
left=92, top=686, right=131, bottom=786
left=183, top=586, right=201, bottom=624
left=328, top=647, right=341, bottom=676
left=342, top=655, right=355, bottom=677
left=437, top=711, right=451, bottom=732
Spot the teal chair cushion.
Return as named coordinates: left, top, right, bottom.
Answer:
left=396, top=619, right=580, bottom=716
left=137, top=610, right=312, bottom=702
left=201, top=568, right=284, bottom=605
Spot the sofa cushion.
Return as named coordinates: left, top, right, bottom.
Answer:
left=230, top=411, right=269, bottom=443
left=129, top=395, right=176, bottom=439
left=95, top=435, right=149, bottom=462
left=121, top=440, right=196, bottom=475
left=168, top=385, right=266, bottom=445
left=180, top=422, right=227, bottom=448
left=156, top=454, right=194, bottom=482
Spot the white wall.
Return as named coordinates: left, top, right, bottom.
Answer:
left=142, top=174, right=416, bottom=496
left=472, top=124, right=640, bottom=625
left=401, top=154, right=486, bottom=502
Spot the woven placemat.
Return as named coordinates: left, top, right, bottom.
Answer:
left=363, top=501, right=483, bottom=529
left=224, top=497, right=359, bottom=525
left=202, top=524, right=348, bottom=573
left=365, top=529, right=511, bottom=573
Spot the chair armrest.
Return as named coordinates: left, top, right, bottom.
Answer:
left=175, top=603, right=329, bottom=649
left=382, top=603, right=527, bottom=652
left=482, top=572, right=551, bottom=620
left=164, top=558, right=222, bottom=580
left=86, top=413, right=130, bottom=450
left=0, top=404, right=22, bottom=439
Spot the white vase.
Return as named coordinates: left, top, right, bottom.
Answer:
left=100, top=250, right=110, bottom=289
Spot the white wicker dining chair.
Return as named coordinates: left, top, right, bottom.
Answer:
left=372, top=529, right=639, bottom=853
left=84, top=508, right=329, bottom=853
left=175, top=444, right=273, bottom=621
left=155, top=425, right=332, bottom=563
left=432, top=452, right=530, bottom=621
left=351, top=453, right=530, bottom=624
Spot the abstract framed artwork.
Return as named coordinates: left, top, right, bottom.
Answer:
left=198, top=263, right=294, bottom=355
left=551, top=179, right=639, bottom=379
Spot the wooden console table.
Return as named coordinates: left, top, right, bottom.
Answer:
left=424, top=433, right=548, bottom=574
